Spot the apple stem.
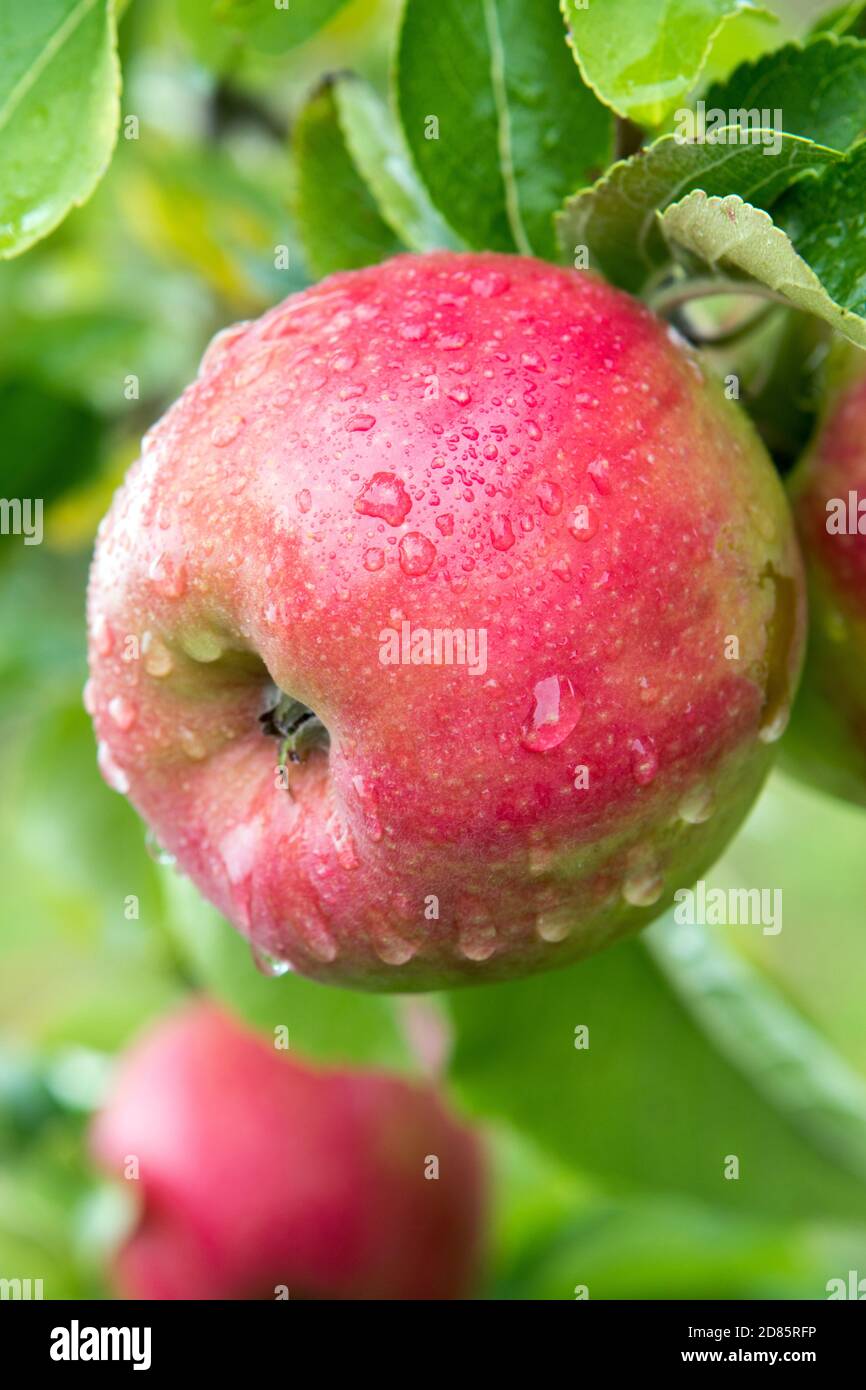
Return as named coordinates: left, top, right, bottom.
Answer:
left=647, top=276, right=790, bottom=319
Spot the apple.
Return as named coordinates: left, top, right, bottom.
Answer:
left=86, top=251, right=805, bottom=989
left=783, top=346, right=866, bottom=805
left=90, top=1001, right=486, bottom=1300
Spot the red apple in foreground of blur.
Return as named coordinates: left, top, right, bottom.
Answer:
left=86, top=251, right=805, bottom=989
left=783, top=346, right=866, bottom=805
left=91, top=1002, right=486, bottom=1300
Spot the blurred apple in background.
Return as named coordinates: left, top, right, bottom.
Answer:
left=91, top=1001, right=486, bottom=1300
left=784, top=345, right=866, bottom=805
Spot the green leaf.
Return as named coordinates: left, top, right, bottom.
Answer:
left=0, top=378, right=102, bottom=511
left=645, top=915, right=866, bottom=1186
left=0, top=703, right=182, bottom=1050
left=711, top=772, right=866, bottom=1077
left=777, top=140, right=866, bottom=329
left=659, top=190, right=866, bottom=347
left=497, top=1196, right=845, bottom=1300
left=0, top=551, right=89, bottom=716
left=160, top=871, right=414, bottom=1073
left=333, top=75, right=460, bottom=253
left=0, top=1049, right=59, bottom=1148
left=215, top=0, right=353, bottom=53
left=124, top=142, right=307, bottom=313
left=698, top=7, right=789, bottom=90
left=0, top=1161, right=87, bottom=1298
left=293, top=77, right=404, bottom=278
left=396, top=0, right=613, bottom=259
left=810, top=0, right=866, bottom=39
left=703, top=35, right=866, bottom=152
left=447, top=930, right=866, bottom=1224
left=560, top=0, right=768, bottom=127
left=0, top=310, right=158, bottom=412
left=0, top=0, right=121, bottom=258
left=176, top=0, right=241, bottom=71
left=556, top=130, right=840, bottom=292
left=487, top=1125, right=592, bottom=1286
left=0, top=553, right=181, bottom=1050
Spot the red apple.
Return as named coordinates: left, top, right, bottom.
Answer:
left=86, top=251, right=805, bottom=989
left=91, top=1001, right=486, bottom=1300
left=783, top=347, right=866, bottom=805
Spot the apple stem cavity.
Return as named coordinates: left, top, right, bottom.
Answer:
left=259, top=692, right=331, bottom=785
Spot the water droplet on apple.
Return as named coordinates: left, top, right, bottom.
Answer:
left=352, top=774, right=384, bottom=842
left=622, top=866, right=664, bottom=907
left=399, top=320, right=429, bottom=342
left=587, top=457, right=611, bottom=494
left=437, top=332, right=468, bottom=351
left=758, top=564, right=797, bottom=742
left=537, top=480, right=563, bottom=515
left=250, top=944, right=293, bottom=978
left=182, top=630, right=224, bottom=663
left=568, top=505, right=598, bottom=542
left=364, top=547, right=385, bottom=572
left=339, top=382, right=366, bottom=401
left=296, top=489, right=312, bottom=513
left=331, top=348, right=358, bottom=372
left=535, top=906, right=574, bottom=943
left=148, top=554, right=187, bottom=598
left=374, top=933, right=416, bottom=966
left=520, top=676, right=581, bottom=752
left=630, top=736, right=658, bottom=786
left=346, top=413, right=376, bottom=432
left=435, top=513, right=454, bottom=536
left=201, top=321, right=248, bottom=372
left=639, top=676, right=659, bottom=705
left=354, top=472, right=412, bottom=526
left=145, top=829, right=176, bottom=868
left=179, top=727, right=207, bottom=761
left=97, top=742, right=130, bottom=795
left=457, top=925, right=498, bottom=961
left=325, top=809, right=359, bottom=870
left=233, top=350, right=271, bottom=388
left=678, top=783, right=714, bottom=824
left=108, top=696, right=137, bottom=731
left=470, top=270, right=510, bottom=298
left=143, top=633, right=174, bottom=678
left=446, top=385, right=472, bottom=406
left=298, top=913, right=338, bottom=963
left=210, top=415, right=245, bottom=447
left=490, top=514, right=515, bottom=552
left=758, top=708, right=790, bottom=744
left=398, top=532, right=436, bottom=576
left=92, top=614, right=114, bottom=657
left=520, top=350, right=546, bottom=373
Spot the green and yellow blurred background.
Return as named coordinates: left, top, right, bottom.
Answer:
left=3, top=0, right=866, bottom=1301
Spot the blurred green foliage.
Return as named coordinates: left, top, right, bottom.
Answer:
left=2, top=0, right=866, bottom=1302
